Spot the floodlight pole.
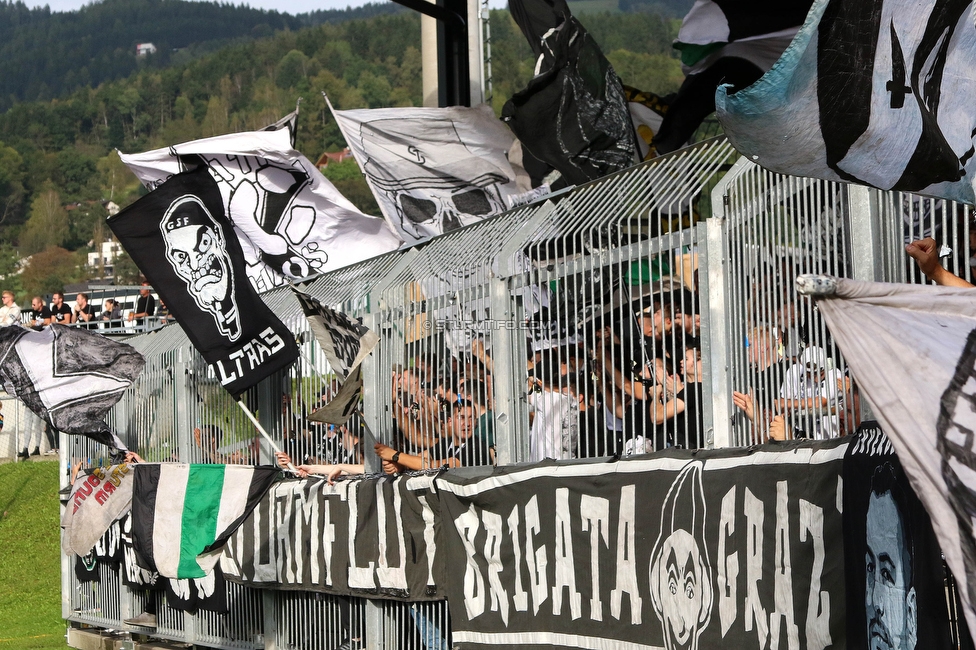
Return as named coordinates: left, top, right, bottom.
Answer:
left=392, top=0, right=471, bottom=107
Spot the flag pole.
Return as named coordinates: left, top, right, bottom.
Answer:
left=235, top=399, right=299, bottom=474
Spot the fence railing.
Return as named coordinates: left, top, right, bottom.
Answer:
left=51, top=136, right=973, bottom=649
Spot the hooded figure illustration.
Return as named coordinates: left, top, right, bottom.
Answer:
left=160, top=194, right=241, bottom=342
left=649, top=461, right=713, bottom=650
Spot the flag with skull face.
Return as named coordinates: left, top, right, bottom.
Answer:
left=108, top=166, right=299, bottom=398
left=119, top=126, right=402, bottom=292
left=330, top=103, right=521, bottom=243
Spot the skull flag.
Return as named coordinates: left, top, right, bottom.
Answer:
left=329, top=102, right=520, bottom=243
left=716, top=0, right=976, bottom=204
left=108, top=166, right=299, bottom=398
left=119, top=126, right=402, bottom=292
left=0, top=324, right=144, bottom=449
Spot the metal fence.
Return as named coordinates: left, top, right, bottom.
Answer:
left=53, top=137, right=974, bottom=648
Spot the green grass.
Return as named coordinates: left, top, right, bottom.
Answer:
left=0, top=461, right=68, bottom=649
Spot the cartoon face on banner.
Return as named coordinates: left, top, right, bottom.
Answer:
left=161, top=195, right=241, bottom=341
left=359, top=118, right=511, bottom=240
left=194, top=154, right=330, bottom=290
left=650, top=462, right=712, bottom=650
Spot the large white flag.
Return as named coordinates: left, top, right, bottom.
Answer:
left=801, top=275, right=976, bottom=638
left=119, top=128, right=402, bottom=292
left=330, top=102, right=520, bottom=243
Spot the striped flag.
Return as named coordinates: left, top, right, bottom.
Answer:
left=131, top=463, right=278, bottom=579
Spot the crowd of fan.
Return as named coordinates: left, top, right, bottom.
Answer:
left=0, top=282, right=170, bottom=331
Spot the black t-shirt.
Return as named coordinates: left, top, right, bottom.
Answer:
left=51, top=303, right=72, bottom=323
left=75, top=304, right=95, bottom=328
left=428, top=434, right=492, bottom=467
left=135, top=294, right=156, bottom=317
left=30, top=306, right=52, bottom=326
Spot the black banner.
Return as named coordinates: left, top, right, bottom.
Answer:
left=843, top=428, right=952, bottom=650
left=222, top=473, right=444, bottom=600
left=108, top=166, right=298, bottom=397
left=216, top=434, right=954, bottom=649
left=438, top=442, right=848, bottom=649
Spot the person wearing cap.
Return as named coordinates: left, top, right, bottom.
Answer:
left=777, top=345, right=844, bottom=439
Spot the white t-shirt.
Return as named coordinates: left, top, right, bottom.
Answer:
left=528, top=389, right=579, bottom=462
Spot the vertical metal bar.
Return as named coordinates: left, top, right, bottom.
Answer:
left=489, top=275, right=520, bottom=465
left=260, top=590, right=276, bottom=649
left=705, top=204, right=732, bottom=448
left=848, top=185, right=885, bottom=283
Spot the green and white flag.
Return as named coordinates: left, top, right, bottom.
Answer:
left=131, top=463, right=278, bottom=579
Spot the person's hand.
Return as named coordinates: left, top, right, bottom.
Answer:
left=905, top=238, right=941, bottom=278
left=293, top=464, right=311, bottom=479
left=381, top=459, right=399, bottom=475
left=325, top=465, right=344, bottom=484
left=127, top=312, right=135, bottom=322
left=374, top=443, right=396, bottom=462
left=769, top=415, right=789, bottom=441
left=124, top=451, right=144, bottom=464
left=275, top=451, right=294, bottom=469
left=732, top=390, right=755, bottom=421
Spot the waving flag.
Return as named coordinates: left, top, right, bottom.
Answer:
left=502, top=0, right=636, bottom=186
left=131, top=463, right=278, bottom=579
left=799, top=275, right=976, bottom=639
left=62, top=463, right=135, bottom=556
left=717, top=0, right=976, bottom=204
left=0, top=324, right=143, bottom=448
left=330, top=102, right=519, bottom=243
left=108, top=166, right=299, bottom=398
left=293, top=289, right=377, bottom=424
left=120, top=125, right=401, bottom=292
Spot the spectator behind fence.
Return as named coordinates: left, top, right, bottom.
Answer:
left=0, top=290, right=20, bottom=326
left=101, top=299, right=122, bottom=322
left=778, top=345, right=844, bottom=439
left=732, top=325, right=788, bottom=442
left=676, top=345, right=704, bottom=449
left=29, top=296, right=52, bottom=329
left=906, top=237, right=974, bottom=287
left=376, top=399, right=493, bottom=471
left=73, top=293, right=95, bottom=328
left=527, top=360, right=580, bottom=462
left=51, top=291, right=72, bottom=324
left=128, top=282, right=156, bottom=324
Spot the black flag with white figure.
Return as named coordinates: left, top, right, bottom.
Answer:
left=109, top=166, right=299, bottom=398
left=293, top=289, right=377, bottom=425
left=293, top=289, right=378, bottom=382
left=0, top=324, right=144, bottom=448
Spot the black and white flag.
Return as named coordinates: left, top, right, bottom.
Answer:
left=108, top=166, right=299, bottom=398
left=502, top=0, right=636, bottom=186
left=293, top=289, right=377, bottom=381
left=293, top=289, right=377, bottom=424
left=717, top=0, right=976, bottom=204
left=329, top=102, right=520, bottom=242
left=802, top=275, right=976, bottom=640
left=119, top=125, right=402, bottom=292
left=0, top=324, right=144, bottom=448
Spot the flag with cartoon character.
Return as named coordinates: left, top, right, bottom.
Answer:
left=119, top=125, right=402, bottom=292
left=329, top=102, right=520, bottom=242
left=108, top=165, right=299, bottom=398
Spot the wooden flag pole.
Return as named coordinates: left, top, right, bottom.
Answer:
left=236, top=399, right=299, bottom=474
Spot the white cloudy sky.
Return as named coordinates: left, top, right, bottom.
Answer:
left=27, top=0, right=507, bottom=12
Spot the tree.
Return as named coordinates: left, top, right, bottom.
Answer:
left=0, top=141, right=25, bottom=226
left=0, top=242, right=24, bottom=303
left=20, top=246, right=81, bottom=298
left=20, top=183, right=68, bottom=255
left=112, top=250, right=143, bottom=285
